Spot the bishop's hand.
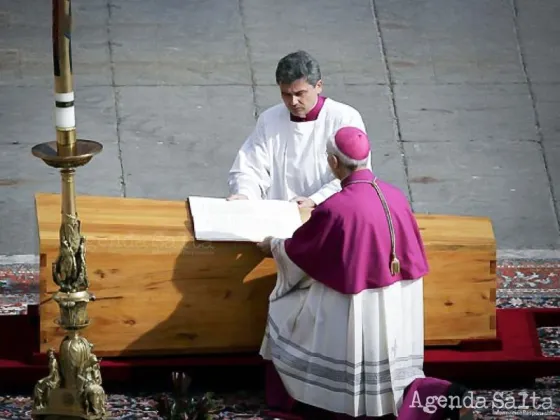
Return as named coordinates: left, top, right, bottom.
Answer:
left=256, top=236, right=273, bottom=257
left=226, top=194, right=248, bottom=201
left=291, top=196, right=316, bottom=208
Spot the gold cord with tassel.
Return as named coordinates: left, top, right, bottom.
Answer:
left=344, top=178, right=402, bottom=275
left=371, top=179, right=401, bottom=275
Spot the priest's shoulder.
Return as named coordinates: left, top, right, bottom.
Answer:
left=257, top=103, right=289, bottom=124
left=324, top=98, right=362, bottom=120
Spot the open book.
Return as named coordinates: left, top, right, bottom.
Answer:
left=188, top=196, right=304, bottom=242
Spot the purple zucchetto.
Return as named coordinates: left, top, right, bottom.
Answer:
left=334, top=126, right=370, bottom=160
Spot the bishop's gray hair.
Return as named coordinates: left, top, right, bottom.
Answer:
left=275, top=50, right=322, bottom=86
left=326, top=133, right=369, bottom=171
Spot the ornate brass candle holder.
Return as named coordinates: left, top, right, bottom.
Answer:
left=31, top=1, right=106, bottom=418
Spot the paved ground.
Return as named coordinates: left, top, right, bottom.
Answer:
left=0, top=0, right=559, bottom=255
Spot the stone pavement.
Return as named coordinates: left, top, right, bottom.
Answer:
left=0, top=0, right=559, bottom=256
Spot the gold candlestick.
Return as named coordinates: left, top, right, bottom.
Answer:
left=31, top=1, right=106, bottom=418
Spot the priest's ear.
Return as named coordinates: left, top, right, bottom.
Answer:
left=314, top=79, right=323, bottom=94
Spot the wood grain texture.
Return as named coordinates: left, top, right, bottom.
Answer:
left=35, top=193, right=497, bottom=357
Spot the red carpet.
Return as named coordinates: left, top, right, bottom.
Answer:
left=1, top=306, right=559, bottom=391
left=1, top=259, right=559, bottom=391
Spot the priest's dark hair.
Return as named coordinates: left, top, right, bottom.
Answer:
left=275, top=50, right=322, bottom=86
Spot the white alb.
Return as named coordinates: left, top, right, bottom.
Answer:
left=228, top=98, right=372, bottom=204
left=260, top=238, right=426, bottom=418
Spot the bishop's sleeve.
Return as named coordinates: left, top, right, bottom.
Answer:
left=308, top=111, right=372, bottom=205
left=283, top=206, right=339, bottom=279
left=269, top=238, right=313, bottom=301
left=228, top=115, right=271, bottom=200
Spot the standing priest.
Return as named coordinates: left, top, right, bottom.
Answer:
left=227, top=50, right=371, bottom=208
left=257, top=127, right=472, bottom=419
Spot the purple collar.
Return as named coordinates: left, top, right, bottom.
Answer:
left=341, top=169, right=375, bottom=188
left=290, top=96, right=326, bottom=122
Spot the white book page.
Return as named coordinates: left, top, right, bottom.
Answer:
left=188, top=196, right=304, bottom=243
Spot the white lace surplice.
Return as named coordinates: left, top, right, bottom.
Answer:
left=260, top=238, right=426, bottom=418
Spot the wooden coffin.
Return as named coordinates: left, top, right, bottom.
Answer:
left=35, top=193, right=497, bottom=357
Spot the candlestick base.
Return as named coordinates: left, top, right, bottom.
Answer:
left=31, top=140, right=103, bottom=169
left=31, top=335, right=107, bottom=420
left=31, top=216, right=107, bottom=420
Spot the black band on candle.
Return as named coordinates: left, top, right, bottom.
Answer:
left=55, top=101, right=74, bottom=108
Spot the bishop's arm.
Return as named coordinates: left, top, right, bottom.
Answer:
left=227, top=116, right=271, bottom=200
left=269, top=207, right=334, bottom=300
left=269, top=238, right=311, bottom=300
